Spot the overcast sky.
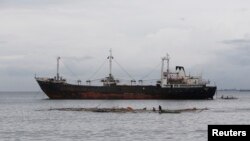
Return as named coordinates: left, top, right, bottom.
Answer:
left=0, top=0, right=250, bottom=91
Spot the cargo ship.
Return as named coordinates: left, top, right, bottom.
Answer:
left=35, top=50, right=216, bottom=99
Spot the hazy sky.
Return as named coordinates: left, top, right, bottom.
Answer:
left=0, top=0, right=250, bottom=91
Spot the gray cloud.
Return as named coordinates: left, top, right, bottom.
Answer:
left=222, top=39, right=250, bottom=45
left=0, top=41, right=7, bottom=44
left=220, top=37, right=250, bottom=66
left=191, top=37, right=250, bottom=89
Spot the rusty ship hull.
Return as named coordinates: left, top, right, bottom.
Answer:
left=36, top=79, right=216, bottom=100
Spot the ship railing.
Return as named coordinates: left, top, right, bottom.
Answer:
left=35, top=77, right=66, bottom=83
left=35, top=77, right=50, bottom=81
left=164, top=84, right=205, bottom=88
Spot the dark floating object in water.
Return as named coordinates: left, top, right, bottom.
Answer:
left=159, top=110, right=180, bottom=114
left=47, top=107, right=209, bottom=114
left=220, top=95, right=238, bottom=100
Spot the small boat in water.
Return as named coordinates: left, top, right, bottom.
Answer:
left=159, top=110, right=181, bottom=114
left=220, top=95, right=238, bottom=100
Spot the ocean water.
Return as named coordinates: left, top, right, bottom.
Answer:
left=0, top=91, right=250, bottom=141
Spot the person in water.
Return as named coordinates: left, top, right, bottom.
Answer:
left=158, top=105, right=162, bottom=113
left=152, top=107, right=156, bottom=112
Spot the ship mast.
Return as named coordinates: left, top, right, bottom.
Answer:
left=56, top=56, right=60, bottom=80
left=108, top=49, right=113, bottom=78
left=161, top=54, right=170, bottom=86
left=161, top=56, right=167, bottom=86
left=166, top=53, right=170, bottom=83
left=101, top=49, right=119, bottom=86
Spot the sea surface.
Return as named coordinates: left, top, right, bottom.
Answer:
left=0, top=91, right=250, bottom=141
